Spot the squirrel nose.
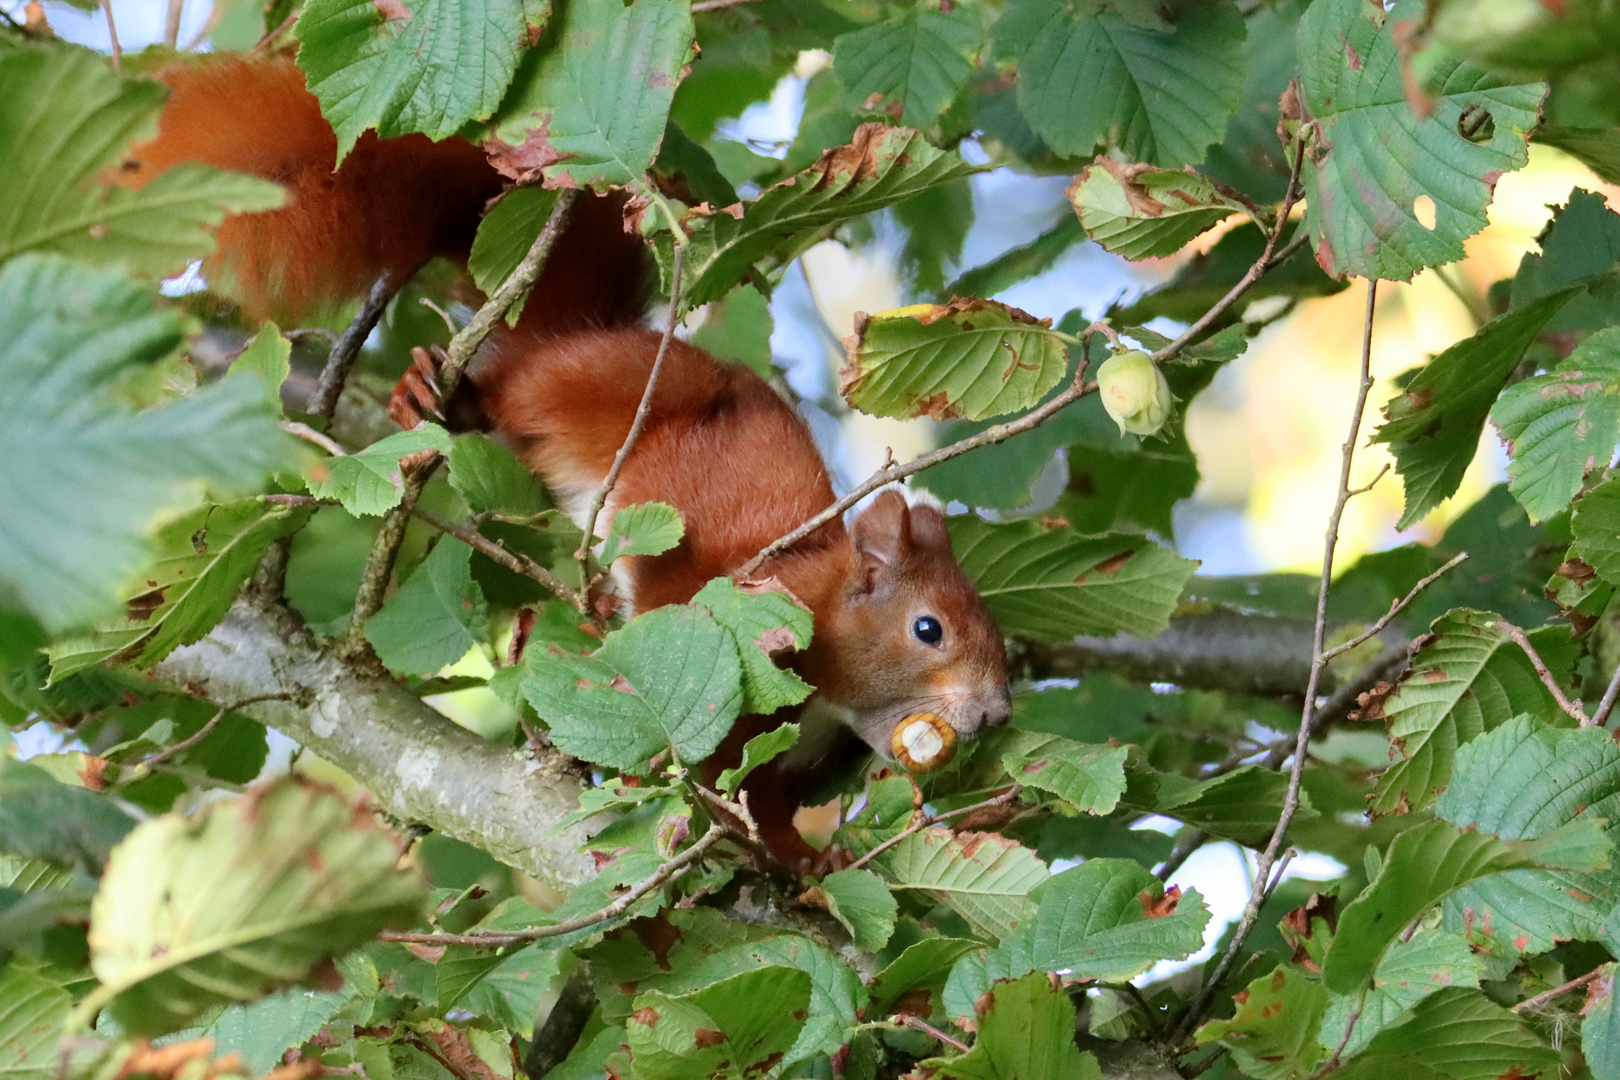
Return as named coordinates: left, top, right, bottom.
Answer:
left=980, top=685, right=1013, bottom=727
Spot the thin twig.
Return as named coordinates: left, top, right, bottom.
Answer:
left=1157, top=829, right=1209, bottom=882
left=1310, top=992, right=1364, bottom=1080
left=1320, top=552, right=1468, bottom=661
left=311, top=274, right=397, bottom=424
left=691, top=0, right=761, bottom=11
left=280, top=420, right=348, bottom=457
left=1149, top=128, right=1307, bottom=365
left=574, top=241, right=686, bottom=573
left=1593, top=663, right=1620, bottom=729
left=140, top=694, right=290, bottom=771
left=101, top=0, right=120, bottom=69
left=250, top=9, right=297, bottom=52
left=1511, top=967, right=1606, bottom=1013
left=1499, top=620, right=1588, bottom=724
left=438, top=189, right=579, bottom=403
left=896, top=1015, right=970, bottom=1054
left=379, top=822, right=726, bottom=947
left=411, top=506, right=598, bottom=622
left=338, top=192, right=581, bottom=654
left=1171, top=278, right=1380, bottom=1046
left=163, top=0, right=182, bottom=48
left=739, top=338, right=1099, bottom=577
left=846, top=786, right=1022, bottom=872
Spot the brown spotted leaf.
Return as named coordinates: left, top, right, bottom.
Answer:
left=626, top=966, right=811, bottom=1080
left=1067, top=158, right=1248, bottom=261
left=839, top=298, right=1069, bottom=422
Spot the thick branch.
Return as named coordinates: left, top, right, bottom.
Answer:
left=152, top=599, right=596, bottom=890
left=1021, top=610, right=1407, bottom=698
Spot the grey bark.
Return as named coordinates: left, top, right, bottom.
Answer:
left=153, top=599, right=596, bottom=890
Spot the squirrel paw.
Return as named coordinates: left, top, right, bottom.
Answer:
left=387, top=345, right=448, bottom=430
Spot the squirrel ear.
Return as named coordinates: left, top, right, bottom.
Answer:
left=906, top=501, right=952, bottom=553
left=852, top=491, right=911, bottom=584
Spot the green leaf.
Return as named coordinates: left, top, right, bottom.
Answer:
left=1373, top=287, right=1580, bottom=529
left=0, top=760, right=136, bottom=874
left=1584, top=967, right=1620, bottom=1080
left=0, top=967, right=70, bottom=1080
left=1322, top=817, right=1604, bottom=995
left=447, top=433, right=547, bottom=517
left=520, top=604, right=742, bottom=771
left=1331, top=989, right=1556, bottom=1080
left=896, top=177, right=976, bottom=298
left=86, top=777, right=426, bottom=1035
left=687, top=285, right=774, bottom=378
left=1318, top=930, right=1484, bottom=1059
left=201, top=985, right=352, bottom=1075
left=481, top=0, right=693, bottom=188
left=601, top=502, right=684, bottom=564
left=1067, top=159, right=1246, bottom=261
left=991, top=859, right=1208, bottom=983
left=1436, top=714, right=1620, bottom=957
left=948, top=515, right=1198, bottom=641
left=834, top=775, right=920, bottom=857
left=1296, top=0, right=1544, bottom=281
left=1152, top=765, right=1311, bottom=847
left=875, top=827, right=1047, bottom=941
left=993, top=0, right=1246, bottom=167
left=1369, top=609, right=1568, bottom=816
left=993, top=731, right=1127, bottom=816
left=46, top=499, right=312, bottom=680
left=295, top=0, right=534, bottom=158
left=0, top=255, right=291, bottom=633
left=1491, top=327, right=1620, bottom=522
left=307, top=425, right=451, bottom=516
left=818, top=868, right=897, bottom=952
left=467, top=186, right=562, bottom=322
left=672, top=124, right=984, bottom=314
left=715, top=723, right=799, bottom=797
left=840, top=299, right=1069, bottom=422
left=833, top=9, right=980, bottom=126
left=0, top=45, right=284, bottom=277
left=926, top=971, right=1102, bottom=1080
left=1535, top=127, right=1620, bottom=185
left=690, top=577, right=814, bottom=715
left=1195, top=963, right=1328, bottom=1080
left=873, top=936, right=984, bottom=1016
left=365, top=539, right=489, bottom=677
left=626, top=966, right=811, bottom=1080
left=944, top=213, right=1086, bottom=301
left=227, top=324, right=292, bottom=417
left=1509, top=186, right=1620, bottom=308
left=1572, top=474, right=1620, bottom=586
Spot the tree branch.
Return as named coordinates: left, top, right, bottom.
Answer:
left=1511, top=967, right=1606, bottom=1013
left=1594, top=663, right=1620, bottom=729
left=574, top=239, right=686, bottom=575
left=379, top=822, right=727, bottom=947
left=151, top=599, right=597, bottom=891
left=1499, top=620, right=1588, bottom=724
left=1171, top=278, right=1380, bottom=1046
left=311, top=274, right=398, bottom=424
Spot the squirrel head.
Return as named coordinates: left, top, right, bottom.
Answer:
left=812, top=490, right=1011, bottom=762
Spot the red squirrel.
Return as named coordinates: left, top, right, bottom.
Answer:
left=126, top=56, right=1012, bottom=864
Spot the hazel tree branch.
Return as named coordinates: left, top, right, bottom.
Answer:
left=574, top=237, right=687, bottom=579
left=1499, top=619, right=1589, bottom=724
left=378, top=821, right=728, bottom=948
left=151, top=599, right=597, bottom=891
left=1171, top=277, right=1381, bottom=1046
left=311, top=274, right=397, bottom=424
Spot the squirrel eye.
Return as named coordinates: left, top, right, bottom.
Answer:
left=912, top=615, right=944, bottom=645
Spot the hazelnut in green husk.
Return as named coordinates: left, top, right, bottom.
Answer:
left=1097, top=349, right=1172, bottom=437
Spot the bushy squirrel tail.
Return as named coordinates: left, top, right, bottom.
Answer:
left=121, top=55, right=649, bottom=330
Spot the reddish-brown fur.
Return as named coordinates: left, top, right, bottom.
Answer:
left=138, top=56, right=1011, bottom=867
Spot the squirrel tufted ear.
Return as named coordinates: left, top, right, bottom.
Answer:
left=852, top=490, right=911, bottom=581
left=906, top=501, right=952, bottom=553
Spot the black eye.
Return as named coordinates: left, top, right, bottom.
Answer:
left=912, top=615, right=943, bottom=645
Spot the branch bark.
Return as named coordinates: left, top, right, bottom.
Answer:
left=152, top=599, right=596, bottom=891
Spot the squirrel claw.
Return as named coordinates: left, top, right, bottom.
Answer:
left=387, top=346, right=448, bottom=429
